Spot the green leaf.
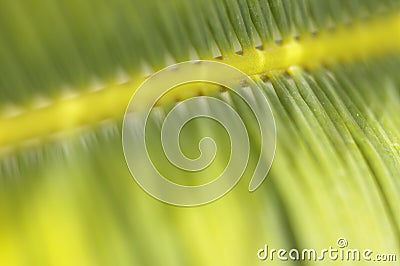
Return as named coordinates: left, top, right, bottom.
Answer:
left=0, top=0, right=399, bottom=265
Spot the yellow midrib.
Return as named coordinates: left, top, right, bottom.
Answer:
left=1, top=13, right=400, bottom=149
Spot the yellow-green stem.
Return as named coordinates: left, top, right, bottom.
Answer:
left=1, top=13, right=399, bottom=149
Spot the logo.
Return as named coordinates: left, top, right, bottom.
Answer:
left=122, top=60, right=276, bottom=206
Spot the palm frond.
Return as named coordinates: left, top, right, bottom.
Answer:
left=0, top=0, right=399, bottom=265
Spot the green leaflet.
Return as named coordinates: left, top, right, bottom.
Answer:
left=0, top=0, right=397, bottom=104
